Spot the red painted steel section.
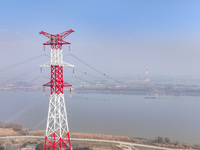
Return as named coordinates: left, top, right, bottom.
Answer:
left=43, top=65, right=72, bottom=94
left=44, top=133, right=71, bottom=150
left=39, top=29, right=74, bottom=49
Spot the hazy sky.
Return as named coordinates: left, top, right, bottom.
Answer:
left=0, top=0, right=200, bottom=79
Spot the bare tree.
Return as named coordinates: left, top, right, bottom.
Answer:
left=155, top=136, right=163, bottom=143
left=13, top=124, right=22, bottom=131
left=165, top=137, right=171, bottom=143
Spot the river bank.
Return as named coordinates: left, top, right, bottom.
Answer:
left=0, top=127, right=199, bottom=149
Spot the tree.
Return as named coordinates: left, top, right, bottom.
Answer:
left=0, top=147, right=4, bottom=150
left=155, top=136, right=163, bottom=143
left=13, top=124, right=22, bottom=131
left=21, top=141, right=31, bottom=148
left=4, top=143, right=10, bottom=150
left=36, top=143, right=44, bottom=150
left=175, top=141, right=180, bottom=146
left=165, top=137, right=171, bottom=143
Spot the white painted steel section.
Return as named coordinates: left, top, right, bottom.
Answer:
left=51, top=48, right=64, bottom=66
left=46, top=93, right=69, bottom=139
left=44, top=47, right=73, bottom=141
left=40, top=48, right=74, bottom=68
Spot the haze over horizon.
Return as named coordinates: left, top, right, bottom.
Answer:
left=0, top=0, right=200, bottom=79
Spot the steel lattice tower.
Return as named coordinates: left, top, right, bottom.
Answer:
left=145, top=65, right=150, bottom=86
left=40, top=29, right=74, bottom=150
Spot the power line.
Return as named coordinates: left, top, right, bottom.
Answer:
left=74, top=68, right=99, bottom=79
left=70, top=54, right=105, bottom=75
left=70, top=95, right=110, bottom=102
left=0, top=67, right=39, bottom=86
left=70, top=53, right=127, bottom=86
left=73, top=76, right=96, bottom=85
left=73, top=76, right=109, bottom=89
left=0, top=54, right=43, bottom=73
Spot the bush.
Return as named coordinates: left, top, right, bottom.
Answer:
left=21, top=141, right=31, bottom=148
left=0, top=122, right=14, bottom=128
left=165, top=137, right=171, bottom=143
left=0, top=147, right=4, bottom=150
left=0, top=122, right=23, bottom=131
left=175, top=141, right=180, bottom=146
left=155, top=136, right=163, bottom=143
left=13, top=124, right=22, bottom=131
left=20, top=129, right=29, bottom=135
left=36, top=143, right=44, bottom=150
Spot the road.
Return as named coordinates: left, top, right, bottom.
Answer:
left=0, top=136, right=184, bottom=150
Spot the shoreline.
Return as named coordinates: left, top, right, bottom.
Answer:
left=0, top=128, right=199, bottom=149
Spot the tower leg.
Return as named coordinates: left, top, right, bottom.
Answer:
left=44, top=93, right=71, bottom=150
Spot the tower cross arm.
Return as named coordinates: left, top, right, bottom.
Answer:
left=43, top=40, right=52, bottom=45
left=39, top=31, right=52, bottom=39
left=40, top=62, right=51, bottom=67
left=59, top=29, right=75, bottom=39
left=63, top=62, right=75, bottom=68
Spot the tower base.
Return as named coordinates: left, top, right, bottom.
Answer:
left=44, top=132, right=72, bottom=150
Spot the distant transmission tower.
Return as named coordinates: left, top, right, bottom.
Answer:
left=40, top=29, right=74, bottom=150
left=145, top=65, right=150, bottom=86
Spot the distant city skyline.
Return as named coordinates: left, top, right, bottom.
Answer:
left=0, top=0, right=200, bottom=79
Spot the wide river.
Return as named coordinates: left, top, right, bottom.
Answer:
left=0, top=90, right=199, bottom=144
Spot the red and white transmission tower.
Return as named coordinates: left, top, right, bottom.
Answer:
left=40, top=29, right=74, bottom=150
left=145, top=65, right=150, bottom=86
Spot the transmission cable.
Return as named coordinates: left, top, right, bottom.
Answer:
left=0, top=67, right=39, bottom=86
left=70, top=53, right=127, bottom=86
left=74, top=76, right=96, bottom=85
left=70, top=95, right=109, bottom=102
left=74, top=68, right=98, bottom=79
left=0, top=54, right=43, bottom=73
left=73, top=76, right=109, bottom=89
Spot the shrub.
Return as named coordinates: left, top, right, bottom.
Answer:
left=165, top=137, right=171, bottom=143
left=0, top=147, right=4, bottom=150
left=21, top=141, right=31, bottom=148
left=155, top=136, right=163, bottom=143
left=36, top=143, right=44, bottom=150
left=13, top=124, right=22, bottom=131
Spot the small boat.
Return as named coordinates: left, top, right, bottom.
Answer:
left=144, top=96, right=156, bottom=99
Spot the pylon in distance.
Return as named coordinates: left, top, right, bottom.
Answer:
left=40, top=29, right=75, bottom=150
left=145, top=65, right=150, bottom=86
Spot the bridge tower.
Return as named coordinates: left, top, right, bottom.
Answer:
left=40, top=29, right=74, bottom=150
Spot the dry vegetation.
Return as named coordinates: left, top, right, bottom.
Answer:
left=70, top=133, right=132, bottom=142
left=0, top=123, right=200, bottom=150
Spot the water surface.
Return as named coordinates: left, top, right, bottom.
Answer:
left=0, top=91, right=199, bottom=144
